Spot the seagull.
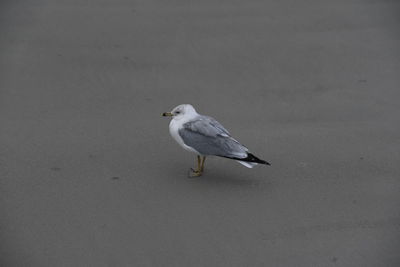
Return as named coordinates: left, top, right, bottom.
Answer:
left=162, top=104, right=270, bottom=177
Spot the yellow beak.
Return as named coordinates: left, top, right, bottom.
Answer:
left=162, top=112, right=173, bottom=117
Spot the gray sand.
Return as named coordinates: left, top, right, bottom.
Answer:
left=1, top=0, right=399, bottom=266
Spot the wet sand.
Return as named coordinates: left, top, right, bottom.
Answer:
left=1, top=0, right=399, bottom=266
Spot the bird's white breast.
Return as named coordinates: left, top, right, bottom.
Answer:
left=169, top=119, right=199, bottom=154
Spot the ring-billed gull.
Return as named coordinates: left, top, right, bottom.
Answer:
left=162, top=104, right=270, bottom=177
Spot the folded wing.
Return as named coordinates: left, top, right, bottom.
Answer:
left=179, top=116, right=248, bottom=158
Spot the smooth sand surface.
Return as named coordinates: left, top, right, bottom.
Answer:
left=1, top=0, right=399, bottom=266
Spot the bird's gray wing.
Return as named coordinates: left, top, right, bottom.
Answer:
left=179, top=116, right=248, bottom=158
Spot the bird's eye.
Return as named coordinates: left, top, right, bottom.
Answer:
left=176, top=111, right=180, bottom=114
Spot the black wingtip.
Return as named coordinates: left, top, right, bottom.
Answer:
left=220, top=153, right=271, bottom=166
left=259, top=159, right=271, bottom=166
left=241, top=153, right=271, bottom=166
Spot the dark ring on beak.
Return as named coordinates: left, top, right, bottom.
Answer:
left=162, top=112, right=173, bottom=117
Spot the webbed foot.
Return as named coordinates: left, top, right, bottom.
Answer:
left=188, top=168, right=203, bottom=178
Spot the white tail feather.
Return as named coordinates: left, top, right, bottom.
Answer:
left=236, top=160, right=257, bottom=168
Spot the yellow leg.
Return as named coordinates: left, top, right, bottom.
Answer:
left=200, top=156, right=206, bottom=172
left=189, top=155, right=203, bottom=177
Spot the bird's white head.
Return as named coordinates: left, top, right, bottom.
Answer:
left=162, top=104, right=198, bottom=121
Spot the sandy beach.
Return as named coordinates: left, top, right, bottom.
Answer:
left=1, top=0, right=399, bottom=266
